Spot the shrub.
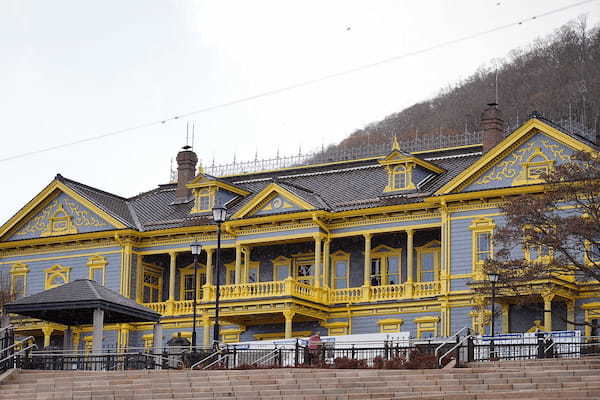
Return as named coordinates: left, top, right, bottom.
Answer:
left=333, top=357, right=368, bottom=369
left=383, top=356, right=406, bottom=369
left=402, top=350, right=437, bottom=369
left=373, top=356, right=385, bottom=369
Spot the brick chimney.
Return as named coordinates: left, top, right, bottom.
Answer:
left=481, top=103, right=505, bottom=153
left=174, top=145, right=198, bottom=204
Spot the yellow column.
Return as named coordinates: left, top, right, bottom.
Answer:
left=243, top=247, right=250, bottom=284
left=362, top=233, right=372, bottom=301
left=41, top=326, right=53, bottom=349
left=73, top=331, right=81, bottom=351
left=363, top=233, right=371, bottom=287
left=235, top=245, right=242, bottom=284
left=168, top=251, right=177, bottom=301
left=567, top=300, right=575, bottom=331
left=323, top=239, right=330, bottom=288
left=406, top=229, right=414, bottom=297
left=135, top=254, right=143, bottom=303
left=205, top=248, right=214, bottom=286
left=314, top=235, right=322, bottom=288
left=202, top=315, right=211, bottom=347
left=120, top=241, right=133, bottom=297
left=502, top=303, right=510, bottom=333
left=543, top=293, right=555, bottom=332
left=283, top=310, right=296, bottom=339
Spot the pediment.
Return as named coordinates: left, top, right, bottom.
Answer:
left=231, top=183, right=315, bottom=219
left=0, top=180, right=124, bottom=242
left=437, top=118, right=596, bottom=194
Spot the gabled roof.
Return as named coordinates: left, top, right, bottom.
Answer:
left=5, top=279, right=160, bottom=324
left=436, top=116, right=597, bottom=195
left=0, top=176, right=131, bottom=241
left=378, top=148, right=446, bottom=174
left=186, top=173, right=250, bottom=196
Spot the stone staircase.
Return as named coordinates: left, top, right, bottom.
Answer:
left=0, top=357, right=599, bottom=399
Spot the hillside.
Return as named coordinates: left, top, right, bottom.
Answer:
left=337, top=19, right=600, bottom=149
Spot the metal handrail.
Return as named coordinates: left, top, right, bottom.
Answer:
left=438, top=335, right=474, bottom=367
left=202, top=353, right=229, bottom=370
left=435, top=327, right=470, bottom=357
left=0, top=336, right=35, bottom=354
left=190, top=347, right=226, bottom=370
left=0, top=343, right=37, bottom=364
left=250, top=348, right=280, bottom=366
left=0, top=326, right=13, bottom=334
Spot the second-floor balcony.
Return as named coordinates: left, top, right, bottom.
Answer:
left=143, top=278, right=442, bottom=316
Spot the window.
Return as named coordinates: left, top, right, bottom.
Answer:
left=470, top=217, right=496, bottom=280
left=370, top=246, right=403, bottom=286
left=476, top=233, right=492, bottom=262
left=10, top=263, right=28, bottom=299
left=378, top=318, right=404, bottom=333
left=179, top=264, right=206, bottom=300
left=416, top=241, right=441, bottom=282
left=225, top=264, right=236, bottom=285
left=192, top=188, right=214, bottom=213
left=393, top=165, right=407, bottom=189
left=272, top=257, right=290, bottom=282
left=247, top=263, right=259, bottom=283
left=296, top=261, right=314, bottom=285
left=87, top=255, right=107, bottom=285
left=45, top=265, right=70, bottom=289
left=142, top=265, right=162, bottom=303
left=331, top=251, right=350, bottom=289
left=526, top=244, right=552, bottom=263
left=587, top=242, right=600, bottom=264
left=415, top=316, right=439, bottom=338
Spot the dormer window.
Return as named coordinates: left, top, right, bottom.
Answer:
left=379, top=137, right=444, bottom=193
left=192, top=188, right=214, bottom=213
left=393, top=165, right=408, bottom=189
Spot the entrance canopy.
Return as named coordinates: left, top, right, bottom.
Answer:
left=5, top=279, right=160, bottom=325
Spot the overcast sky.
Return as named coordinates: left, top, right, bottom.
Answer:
left=1, top=0, right=599, bottom=225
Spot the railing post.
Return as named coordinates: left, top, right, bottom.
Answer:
left=351, top=344, right=355, bottom=360
left=467, top=336, right=474, bottom=363
left=294, top=339, right=299, bottom=367
left=278, top=348, right=282, bottom=367
left=537, top=332, right=545, bottom=359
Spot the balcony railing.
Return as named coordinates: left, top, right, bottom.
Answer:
left=143, top=279, right=442, bottom=316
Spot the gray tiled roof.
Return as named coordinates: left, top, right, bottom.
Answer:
left=48, top=146, right=484, bottom=231
left=6, top=279, right=160, bottom=323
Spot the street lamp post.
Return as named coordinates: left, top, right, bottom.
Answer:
left=212, top=205, right=227, bottom=347
left=190, top=241, right=202, bottom=350
left=488, top=272, right=499, bottom=359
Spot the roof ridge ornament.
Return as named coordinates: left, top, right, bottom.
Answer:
left=392, top=135, right=400, bottom=151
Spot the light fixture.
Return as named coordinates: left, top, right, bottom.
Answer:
left=190, top=241, right=202, bottom=256
left=488, top=272, right=500, bottom=283
left=212, top=206, right=227, bottom=224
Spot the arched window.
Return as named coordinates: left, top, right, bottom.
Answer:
left=45, top=265, right=70, bottom=289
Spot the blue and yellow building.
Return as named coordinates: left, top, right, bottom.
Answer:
left=1, top=105, right=599, bottom=351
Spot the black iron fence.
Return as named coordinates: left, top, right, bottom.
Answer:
left=445, top=333, right=600, bottom=366
left=0, top=327, right=14, bottom=373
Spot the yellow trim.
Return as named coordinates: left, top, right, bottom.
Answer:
left=224, top=263, right=236, bottom=285
left=469, top=217, right=496, bottom=280
left=437, top=118, right=595, bottom=194
left=179, top=263, right=207, bottom=300
left=87, top=255, right=108, bottom=285
left=377, top=318, right=404, bottom=333
left=231, top=183, right=315, bottom=219
left=379, top=150, right=445, bottom=174
left=272, top=256, right=291, bottom=282
left=44, top=264, right=70, bottom=289
left=512, top=146, right=554, bottom=186
left=415, top=240, right=441, bottom=282
left=221, top=328, right=245, bottom=343
left=414, top=316, right=440, bottom=338
left=186, top=174, right=251, bottom=196
left=0, top=179, right=127, bottom=240
left=190, top=187, right=216, bottom=214
left=320, top=321, right=349, bottom=336
left=253, top=330, right=311, bottom=340
left=246, top=261, right=260, bottom=283
left=142, top=333, right=154, bottom=349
